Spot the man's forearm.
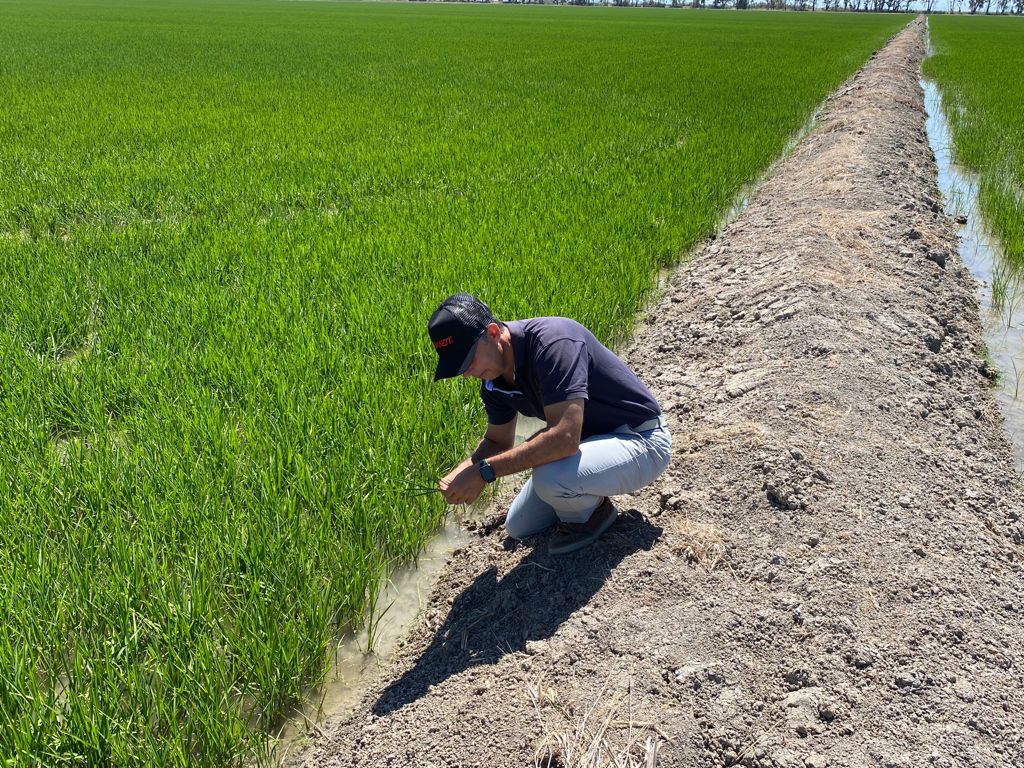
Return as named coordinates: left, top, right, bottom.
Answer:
left=444, top=438, right=511, bottom=486
left=470, top=437, right=509, bottom=464
left=443, top=439, right=504, bottom=482
left=488, top=428, right=576, bottom=478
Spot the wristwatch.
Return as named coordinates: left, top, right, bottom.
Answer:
left=477, top=459, right=497, bottom=484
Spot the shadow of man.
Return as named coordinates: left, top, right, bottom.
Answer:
left=372, top=509, right=662, bottom=716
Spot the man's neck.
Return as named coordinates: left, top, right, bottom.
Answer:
left=500, top=325, right=516, bottom=383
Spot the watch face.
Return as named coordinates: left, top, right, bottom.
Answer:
left=478, top=460, right=496, bottom=483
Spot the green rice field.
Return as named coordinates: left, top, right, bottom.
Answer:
left=0, top=2, right=906, bottom=763
left=925, top=16, right=1024, bottom=265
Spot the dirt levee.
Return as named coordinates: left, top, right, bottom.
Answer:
left=299, top=19, right=1024, bottom=768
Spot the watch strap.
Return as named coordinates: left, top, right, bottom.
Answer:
left=477, top=459, right=496, bottom=483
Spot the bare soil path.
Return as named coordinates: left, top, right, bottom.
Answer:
left=296, top=19, right=1024, bottom=768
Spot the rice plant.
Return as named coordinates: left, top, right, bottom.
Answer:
left=924, top=16, right=1024, bottom=268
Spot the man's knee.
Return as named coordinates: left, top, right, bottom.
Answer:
left=531, top=460, right=575, bottom=505
left=504, top=480, right=558, bottom=539
left=505, top=506, right=559, bottom=539
left=504, top=513, right=532, bottom=540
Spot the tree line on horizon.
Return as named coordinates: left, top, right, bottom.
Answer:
left=409, top=0, right=1024, bottom=14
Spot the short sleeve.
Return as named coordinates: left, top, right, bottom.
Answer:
left=536, top=338, right=589, bottom=406
left=480, top=381, right=517, bottom=425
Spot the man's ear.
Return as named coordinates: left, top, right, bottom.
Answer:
left=486, top=321, right=501, bottom=339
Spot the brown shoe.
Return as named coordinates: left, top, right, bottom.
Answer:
left=548, top=497, right=618, bottom=556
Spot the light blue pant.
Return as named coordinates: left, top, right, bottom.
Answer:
left=504, top=421, right=672, bottom=539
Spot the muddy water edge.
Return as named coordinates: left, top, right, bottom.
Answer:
left=921, top=23, right=1024, bottom=468
left=271, top=414, right=546, bottom=761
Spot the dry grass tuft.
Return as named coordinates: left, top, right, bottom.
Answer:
left=670, top=519, right=728, bottom=571
left=676, top=422, right=767, bottom=456
left=528, top=677, right=662, bottom=768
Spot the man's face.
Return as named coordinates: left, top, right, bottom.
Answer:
left=460, top=325, right=503, bottom=381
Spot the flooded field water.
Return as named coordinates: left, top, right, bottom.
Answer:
left=273, top=519, right=470, bottom=760
left=921, top=69, right=1024, bottom=469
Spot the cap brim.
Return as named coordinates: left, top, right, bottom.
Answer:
left=433, top=338, right=479, bottom=382
left=433, top=355, right=463, bottom=382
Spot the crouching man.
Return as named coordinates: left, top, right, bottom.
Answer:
left=430, top=293, right=671, bottom=555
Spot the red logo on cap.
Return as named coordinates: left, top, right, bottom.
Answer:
left=433, top=335, right=454, bottom=349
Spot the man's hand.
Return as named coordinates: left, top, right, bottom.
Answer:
left=439, top=464, right=486, bottom=505
left=440, top=461, right=471, bottom=489
left=437, top=419, right=516, bottom=505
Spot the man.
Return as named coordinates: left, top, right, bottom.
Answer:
left=429, top=293, right=671, bottom=555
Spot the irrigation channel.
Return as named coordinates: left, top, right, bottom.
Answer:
left=290, top=18, right=1024, bottom=767
left=921, top=34, right=1024, bottom=469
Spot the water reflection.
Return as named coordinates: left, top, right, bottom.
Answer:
left=921, top=73, right=1024, bottom=465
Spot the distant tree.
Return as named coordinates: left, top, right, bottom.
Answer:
left=1014, top=0, right=1023, bottom=13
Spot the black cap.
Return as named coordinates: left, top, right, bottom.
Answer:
left=428, top=293, right=495, bottom=381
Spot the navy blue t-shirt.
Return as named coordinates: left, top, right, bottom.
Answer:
left=480, top=317, right=660, bottom=439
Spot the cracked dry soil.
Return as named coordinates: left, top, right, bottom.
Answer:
left=295, top=19, right=1024, bottom=768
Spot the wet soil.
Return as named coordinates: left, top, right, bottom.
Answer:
left=295, top=18, right=1024, bottom=768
